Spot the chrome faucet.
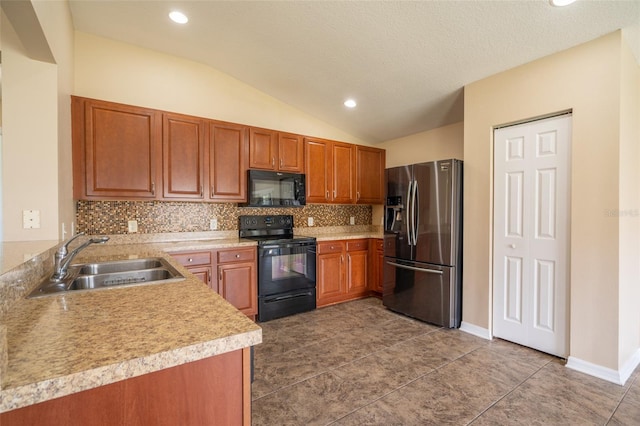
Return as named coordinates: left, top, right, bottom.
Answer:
left=52, top=232, right=110, bottom=281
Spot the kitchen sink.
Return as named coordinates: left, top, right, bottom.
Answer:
left=28, top=257, right=185, bottom=298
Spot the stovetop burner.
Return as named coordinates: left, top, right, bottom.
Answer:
left=238, top=215, right=315, bottom=246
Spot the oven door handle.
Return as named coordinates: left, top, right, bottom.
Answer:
left=260, top=242, right=316, bottom=250
left=264, top=291, right=314, bottom=303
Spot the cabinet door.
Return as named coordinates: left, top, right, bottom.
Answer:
left=249, top=127, right=277, bottom=170
left=304, top=137, right=331, bottom=203
left=356, top=145, right=385, bottom=204
left=163, top=113, right=205, bottom=199
left=331, top=142, right=355, bottom=204
left=78, top=97, right=161, bottom=199
left=317, top=252, right=345, bottom=307
left=278, top=132, right=304, bottom=172
left=189, top=266, right=214, bottom=290
left=209, top=121, right=248, bottom=201
left=347, top=250, right=368, bottom=296
left=218, top=262, right=257, bottom=316
left=369, top=239, right=384, bottom=293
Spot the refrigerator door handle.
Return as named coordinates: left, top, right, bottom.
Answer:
left=406, top=180, right=413, bottom=246
left=385, top=261, right=444, bottom=275
left=412, top=179, right=419, bottom=245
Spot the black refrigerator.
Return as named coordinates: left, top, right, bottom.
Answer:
left=383, top=159, right=462, bottom=328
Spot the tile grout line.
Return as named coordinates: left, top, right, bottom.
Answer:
left=464, top=357, right=554, bottom=425
left=604, top=370, right=639, bottom=425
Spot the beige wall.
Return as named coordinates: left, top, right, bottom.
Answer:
left=618, top=39, right=640, bottom=367
left=464, top=31, right=638, bottom=371
left=2, top=9, right=59, bottom=241
left=73, top=32, right=366, bottom=146
left=378, top=121, right=463, bottom=168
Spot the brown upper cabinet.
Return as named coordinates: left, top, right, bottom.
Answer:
left=355, top=145, right=386, bottom=204
left=249, top=128, right=304, bottom=172
left=72, top=96, right=162, bottom=200
left=305, top=138, right=385, bottom=204
left=162, top=113, right=206, bottom=199
left=209, top=121, right=249, bottom=201
left=73, top=97, right=247, bottom=202
left=73, top=96, right=383, bottom=204
left=304, top=137, right=355, bottom=204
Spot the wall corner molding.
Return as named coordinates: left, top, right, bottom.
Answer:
left=566, top=349, right=640, bottom=386
left=459, top=321, right=492, bottom=340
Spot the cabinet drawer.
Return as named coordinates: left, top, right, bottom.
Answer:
left=217, top=248, right=256, bottom=264
left=346, top=240, right=368, bottom=252
left=317, top=241, right=344, bottom=255
left=172, top=251, right=211, bottom=267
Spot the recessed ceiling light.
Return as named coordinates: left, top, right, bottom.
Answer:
left=549, top=0, right=577, bottom=6
left=344, top=99, right=357, bottom=108
left=169, top=11, right=189, bottom=24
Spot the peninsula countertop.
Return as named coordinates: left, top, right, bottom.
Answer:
left=0, top=242, right=262, bottom=413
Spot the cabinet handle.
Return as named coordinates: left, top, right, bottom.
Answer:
left=333, top=190, right=336, bottom=198
left=219, top=270, right=222, bottom=281
left=280, top=158, right=283, bottom=167
left=341, top=255, right=344, bottom=263
left=151, top=182, right=155, bottom=196
left=235, top=254, right=240, bottom=258
left=272, top=157, right=275, bottom=167
left=200, top=185, right=203, bottom=197
left=326, top=190, right=329, bottom=200
left=188, top=258, right=193, bottom=262
left=357, top=191, right=360, bottom=200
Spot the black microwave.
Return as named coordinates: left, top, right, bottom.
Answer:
left=242, top=170, right=306, bottom=207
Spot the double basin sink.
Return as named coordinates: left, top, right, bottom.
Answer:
left=29, top=257, right=185, bottom=298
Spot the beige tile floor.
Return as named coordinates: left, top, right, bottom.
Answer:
left=252, top=297, right=640, bottom=425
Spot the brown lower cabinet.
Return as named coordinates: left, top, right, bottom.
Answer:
left=369, top=239, right=384, bottom=294
left=316, top=239, right=370, bottom=307
left=1, top=347, right=252, bottom=426
left=171, top=248, right=257, bottom=320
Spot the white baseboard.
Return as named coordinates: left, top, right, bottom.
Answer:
left=459, top=321, right=492, bottom=340
left=566, top=349, right=640, bottom=386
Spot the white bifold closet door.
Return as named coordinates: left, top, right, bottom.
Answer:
left=493, top=114, right=571, bottom=358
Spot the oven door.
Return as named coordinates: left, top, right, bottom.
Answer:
left=258, top=242, right=316, bottom=296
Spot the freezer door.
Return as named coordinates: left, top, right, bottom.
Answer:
left=412, top=160, right=461, bottom=266
left=384, top=165, right=413, bottom=260
left=382, top=258, right=460, bottom=328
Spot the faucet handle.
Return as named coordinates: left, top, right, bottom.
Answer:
left=59, top=232, right=86, bottom=256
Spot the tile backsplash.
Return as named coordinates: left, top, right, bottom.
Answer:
left=77, top=201, right=372, bottom=235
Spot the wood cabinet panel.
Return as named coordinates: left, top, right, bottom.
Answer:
left=162, top=113, right=205, bottom=199
left=346, top=249, right=368, bottom=296
left=304, top=138, right=331, bottom=203
left=317, top=251, right=345, bottom=306
left=278, top=132, right=304, bottom=172
left=218, top=262, right=257, bottom=316
left=249, top=127, right=277, bottom=170
left=73, top=96, right=161, bottom=199
left=369, top=239, right=384, bottom=293
left=215, top=248, right=257, bottom=318
left=356, top=145, right=386, bottom=204
left=331, top=142, right=355, bottom=204
left=1, top=350, right=250, bottom=426
left=209, top=121, right=248, bottom=201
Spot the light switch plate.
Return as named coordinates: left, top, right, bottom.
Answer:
left=23, top=210, right=41, bottom=229
left=307, top=217, right=314, bottom=226
left=210, top=218, right=218, bottom=230
left=350, top=216, right=355, bottom=225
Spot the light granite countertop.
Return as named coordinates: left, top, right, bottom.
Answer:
left=0, top=243, right=261, bottom=413
left=0, top=227, right=383, bottom=413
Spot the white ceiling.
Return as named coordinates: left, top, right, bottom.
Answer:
left=68, top=0, right=640, bottom=143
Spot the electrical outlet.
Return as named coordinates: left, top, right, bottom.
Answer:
left=210, top=218, right=218, bottom=230
left=23, top=210, right=41, bottom=229
left=350, top=216, right=355, bottom=225
left=128, top=220, right=138, bottom=233
left=307, top=217, right=314, bottom=226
